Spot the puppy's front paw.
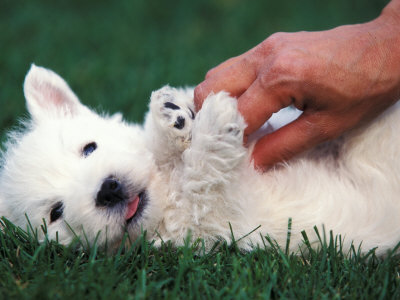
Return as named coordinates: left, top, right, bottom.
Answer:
left=194, top=92, right=246, bottom=146
left=150, top=86, right=195, bottom=151
left=182, top=92, right=247, bottom=193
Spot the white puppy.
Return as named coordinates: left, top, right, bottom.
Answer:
left=1, top=65, right=399, bottom=255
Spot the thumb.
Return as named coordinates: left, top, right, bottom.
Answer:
left=252, top=113, right=336, bottom=170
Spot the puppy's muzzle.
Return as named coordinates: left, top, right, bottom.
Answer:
left=96, top=177, right=126, bottom=207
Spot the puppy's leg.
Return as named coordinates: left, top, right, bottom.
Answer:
left=153, top=92, right=248, bottom=247
left=181, top=92, right=247, bottom=222
left=145, top=86, right=195, bottom=169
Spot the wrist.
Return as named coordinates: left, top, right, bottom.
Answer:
left=353, top=1, right=400, bottom=103
left=379, top=0, right=400, bottom=27
left=365, top=1, right=400, bottom=53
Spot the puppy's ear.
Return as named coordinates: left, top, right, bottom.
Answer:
left=23, top=64, right=88, bottom=121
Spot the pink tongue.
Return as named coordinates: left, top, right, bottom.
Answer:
left=125, top=195, right=140, bottom=220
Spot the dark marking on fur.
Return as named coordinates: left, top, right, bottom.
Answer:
left=164, top=102, right=180, bottom=110
left=50, top=201, right=64, bottom=223
left=189, top=108, right=195, bottom=120
left=174, top=116, right=185, bottom=129
left=226, top=125, right=240, bottom=136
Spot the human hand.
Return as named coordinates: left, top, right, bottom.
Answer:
left=194, top=4, right=400, bottom=171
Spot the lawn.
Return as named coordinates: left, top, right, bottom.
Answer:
left=1, top=0, right=399, bottom=298
left=1, top=218, right=400, bottom=299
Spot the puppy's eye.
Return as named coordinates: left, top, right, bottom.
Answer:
left=50, top=202, right=64, bottom=223
left=82, top=142, right=97, bottom=157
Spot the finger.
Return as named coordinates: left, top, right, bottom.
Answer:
left=205, top=44, right=261, bottom=79
left=251, top=113, right=336, bottom=170
left=237, top=79, right=292, bottom=136
left=205, top=55, right=243, bottom=79
left=194, top=59, right=257, bottom=111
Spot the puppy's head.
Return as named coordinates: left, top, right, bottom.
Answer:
left=0, top=65, right=161, bottom=248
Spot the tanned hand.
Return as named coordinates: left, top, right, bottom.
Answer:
left=194, top=0, right=400, bottom=171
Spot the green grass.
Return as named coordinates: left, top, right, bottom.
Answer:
left=1, top=0, right=399, bottom=298
left=1, top=218, right=400, bottom=299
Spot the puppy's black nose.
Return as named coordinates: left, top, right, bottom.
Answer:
left=96, top=178, right=125, bottom=207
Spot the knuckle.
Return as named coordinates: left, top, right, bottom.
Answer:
left=270, top=31, right=287, bottom=40
left=239, top=55, right=255, bottom=70
left=266, top=51, right=313, bottom=87
left=261, top=32, right=287, bottom=50
left=257, top=54, right=296, bottom=89
left=261, top=34, right=314, bottom=80
left=258, top=71, right=273, bottom=90
left=272, top=52, right=297, bottom=74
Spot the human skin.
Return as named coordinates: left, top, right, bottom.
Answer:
left=194, top=0, right=400, bottom=171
